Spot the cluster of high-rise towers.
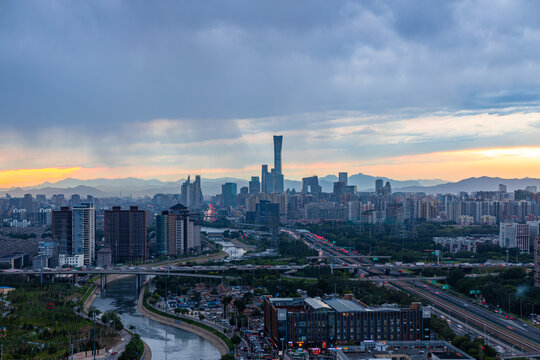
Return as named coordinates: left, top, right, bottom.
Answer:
left=250, top=135, right=284, bottom=194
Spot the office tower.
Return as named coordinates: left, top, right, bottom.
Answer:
left=261, top=165, right=270, bottom=193
left=302, top=176, right=322, bottom=194
left=192, top=175, right=203, bottom=207
left=339, top=172, right=348, bottom=186
left=72, top=203, right=95, bottom=266
left=104, top=206, right=147, bottom=264
left=272, top=135, right=284, bottom=193
left=52, top=206, right=72, bottom=255
left=155, top=212, right=169, bottom=256
left=240, top=186, right=249, bottom=196
left=70, top=194, right=82, bottom=206
left=249, top=176, right=261, bottom=194
left=22, top=194, right=36, bottom=213
left=526, top=186, right=537, bottom=194
left=222, top=182, right=238, bottom=208
left=384, top=181, right=392, bottom=195
left=375, top=179, right=384, bottom=195
left=180, top=175, right=204, bottom=208
left=180, top=176, right=191, bottom=206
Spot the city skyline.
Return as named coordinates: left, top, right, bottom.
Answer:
left=2, top=1, right=540, bottom=186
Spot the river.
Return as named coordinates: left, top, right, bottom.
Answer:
left=91, top=277, right=221, bottom=360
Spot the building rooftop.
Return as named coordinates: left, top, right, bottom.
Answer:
left=305, top=297, right=331, bottom=310
left=324, top=298, right=366, bottom=312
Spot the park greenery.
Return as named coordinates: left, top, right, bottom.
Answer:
left=302, top=221, right=535, bottom=263
left=118, top=334, right=144, bottom=360
left=0, top=278, right=115, bottom=359
left=444, top=268, right=540, bottom=317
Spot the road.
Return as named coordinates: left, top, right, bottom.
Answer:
left=393, top=280, right=540, bottom=353
left=294, top=229, right=540, bottom=355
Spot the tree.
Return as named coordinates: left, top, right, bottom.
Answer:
left=234, top=299, right=246, bottom=313
left=231, top=334, right=242, bottom=346
left=222, top=295, right=233, bottom=318
left=220, top=355, right=235, bottom=360
left=101, top=310, right=123, bottom=330
left=88, top=308, right=101, bottom=321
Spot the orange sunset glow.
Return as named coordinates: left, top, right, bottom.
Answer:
left=2, top=146, right=540, bottom=188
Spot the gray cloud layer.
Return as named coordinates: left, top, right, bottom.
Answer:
left=1, top=0, right=540, bottom=174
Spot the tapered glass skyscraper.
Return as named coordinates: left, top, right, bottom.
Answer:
left=273, top=135, right=284, bottom=193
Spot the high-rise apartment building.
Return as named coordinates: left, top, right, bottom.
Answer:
left=104, top=206, right=147, bottom=264
left=499, top=222, right=530, bottom=253
left=534, top=236, right=540, bottom=288
left=155, top=204, right=201, bottom=256
left=72, top=203, right=96, bottom=266
left=52, top=206, right=72, bottom=255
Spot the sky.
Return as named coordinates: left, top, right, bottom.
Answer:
left=1, top=0, right=540, bottom=188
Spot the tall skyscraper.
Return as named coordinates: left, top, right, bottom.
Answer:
left=375, top=179, right=384, bottom=195
left=272, top=135, right=284, bottom=193
left=180, top=175, right=204, bottom=208
left=192, top=175, right=203, bottom=207
left=104, top=206, right=147, bottom=264
left=261, top=165, right=269, bottom=193
left=249, top=176, right=261, bottom=194
left=339, top=172, right=348, bottom=185
left=72, top=202, right=95, bottom=266
left=222, top=182, right=238, bottom=208
left=180, top=176, right=191, bottom=206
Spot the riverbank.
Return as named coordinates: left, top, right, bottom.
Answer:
left=84, top=274, right=153, bottom=359
left=136, top=284, right=230, bottom=356
left=229, top=238, right=257, bottom=252
left=83, top=273, right=136, bottom=313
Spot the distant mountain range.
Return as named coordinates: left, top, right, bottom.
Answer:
left=0, top=174, right=537, bottom=198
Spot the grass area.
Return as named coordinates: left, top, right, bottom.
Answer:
left=143, top=286, right=233, bottom=351
left=80, top=284, right=96, bottom=304
left=0, top=282, right=113, bottom=359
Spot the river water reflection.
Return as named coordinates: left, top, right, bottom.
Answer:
left=91, top=277, right=221, bottom=360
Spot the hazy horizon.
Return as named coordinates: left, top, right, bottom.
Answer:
left=2, top=1, right=540, bottom=187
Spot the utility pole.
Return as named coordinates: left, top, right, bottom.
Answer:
left=40, top=241, right=44, bottom=286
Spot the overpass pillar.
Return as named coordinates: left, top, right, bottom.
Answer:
left=100, top=273, right=106, bottom=290
left=135, top=274, right=143, bottom=292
